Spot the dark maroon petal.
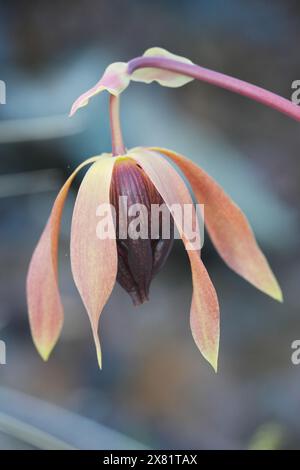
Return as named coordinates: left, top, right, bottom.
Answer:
left=152, top=236, right=174, bottom=277
left=115, top=241, right=146, bottom=305
left=110, top=157, right=173, bottom=304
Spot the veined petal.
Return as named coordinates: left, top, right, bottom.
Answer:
left=70, top=62, right=130, bottom=116
left=26, top=156, right=103, bottom=361
left=151, top=147, right=282, bottom=302
left=131, top=47, right=194, bottom=88
left=130, top=148, right=219, bottom=372
left=70, top=157, right=117, bottom=368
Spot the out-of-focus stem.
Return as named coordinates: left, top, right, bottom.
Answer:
left=109, top=95, right=126, bottom=156
left=128, top=57, right=300, bottom=122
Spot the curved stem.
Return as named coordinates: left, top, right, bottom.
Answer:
left=109, top=95, right=126, bottom=156
left=128, top=57, right=300, bottom=122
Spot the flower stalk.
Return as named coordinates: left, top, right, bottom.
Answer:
left=128, top=57, right=300, bottom=122
left=109, top=94, right=126, bottom=156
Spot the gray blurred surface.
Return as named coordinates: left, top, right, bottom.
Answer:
left=0, top=387, right=145, bottom=450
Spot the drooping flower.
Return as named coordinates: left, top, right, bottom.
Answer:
left=27, top=47, right=298, bottom=372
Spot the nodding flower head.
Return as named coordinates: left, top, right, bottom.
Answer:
left=26, top=47, right=295, bottom=372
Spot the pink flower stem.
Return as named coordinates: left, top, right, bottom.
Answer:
left=109, top=94, right=126, bottom=156
left=128, top=57, right=300, bottom=122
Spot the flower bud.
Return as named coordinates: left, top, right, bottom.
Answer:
left=110, top=157, right=174, bottom=305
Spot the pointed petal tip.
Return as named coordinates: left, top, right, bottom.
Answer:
left=93, top=331, right=102, bottom=370
left=197, top=342, right=219, bottom=373
left=191, top=324, right=219, bottom=372
left=39, top=350, right=50, bottom=362
left=97, top=352, right=102, bottom=370
left=34, top=341, right=54, bottom=362
left=267, top=282, right=283, bottom=303
left=277, top=291, right=284, bottom=303
left=208, top=349, right=219, bottom=373
left=211, top=361, right=218, bottom=374
left=253, top=270, right=283, bottom=303
left=30, top=318, right=63, bottom=361
left=69, top=101, right=86, bottom=117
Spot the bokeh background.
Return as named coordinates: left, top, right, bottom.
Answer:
left=0, top=0, right=300, bottom=450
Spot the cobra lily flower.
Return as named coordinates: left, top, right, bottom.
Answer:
left=27, top=48, right=300, bottom=371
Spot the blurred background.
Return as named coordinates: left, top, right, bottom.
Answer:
left=0, top=0, right=300, bottom=450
